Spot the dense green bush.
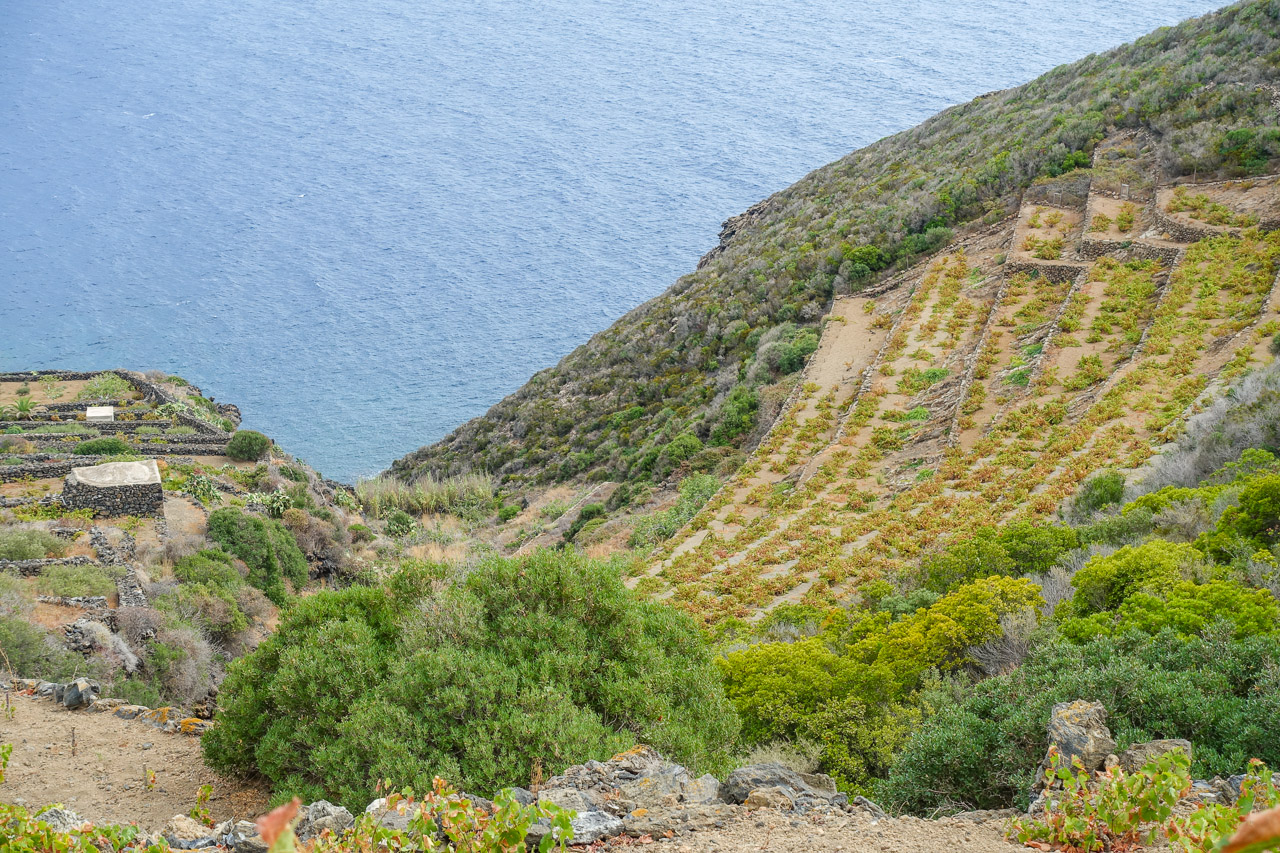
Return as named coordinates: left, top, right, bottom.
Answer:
left=879, top=630, right=1280, bottom=814
left=719, top=576, right=1042, bottom=789
left=1071, top=470, right=1126, bottom=519
left=564, top=503, right=605, bottom=542
left=710, top=387, right=760, bottom=447
left=225, top=430, right=272, bottom=461
left=0, top=529, right=67, bottom=561
left=206, top=508, right=308, bottom=604
left=73, top=436, right=131, bottom=455
left=173, top=549, right=244, bottom=589
left=1066, top=541, right=1203, bottom=615
left=203, top=551, right=739, bottom=809
left=911, top=521, right=1078, bottom=593
left=1060, top=580, right=1280, bottom=642
left=0, top=617, right=80, bottom=680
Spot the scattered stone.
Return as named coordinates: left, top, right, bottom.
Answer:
left=1119, top=739, right=1192, bottom=773
left=163, top=814, right=218, bottom=849
left=853, top=796, right=887, bottom=821
left=566, top=810, right=624, bottom=845
left=745, top=787, right=795, bottom=810
left=38, top=807, right=85, bottom=833
left=295, top=801, right=354, bottom=841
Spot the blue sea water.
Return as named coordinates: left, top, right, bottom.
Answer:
left=1, top=0, right=1224, bottom=482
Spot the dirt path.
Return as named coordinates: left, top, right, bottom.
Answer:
left=598, top=807, right=1020, bottom=852
left=0, top=691, right=268, bottom=829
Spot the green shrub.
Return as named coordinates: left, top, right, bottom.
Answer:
left=166, top=425, right=198, bottom=435
left=207, top=508, right=308, bottom=605
left=203, top=551, right=739, bottom=809
left=497, top=503, right=521, bottom=523
left=878, top=630, right=1280, bottom=814
left=226, top=430, right=271, bottom=461
left=156, top=583, right=248, bottom=639
left=1060, top=579, right=1280, bottom=642
left=135, top=426, right=161, bottom=435
left=0, top=617, right=80, bottom=680
left=385, top=509, right=415, bottom=537
left=1067, top=540, right=1202, bottom=615
left=73, top=436, right=131, bottom=456
left=1071, top=470, right=1126, bottom=519
left=630, top=474, right=719, bottom=548
left=74, top=372, right=132, bottom=401
left=565, top=503, right=606, bottom=542
left=35, top=564, right=117, bottom=597
left=720, top=576, right=1043, bottom=789
left=173, top=549, right=244, bottom=589
left=0, top=529, right=67, bottom=561
left=105, top=677, right=165, bottom=709
left=710, top=387, right=760, bottom=446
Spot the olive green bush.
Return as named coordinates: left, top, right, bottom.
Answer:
left=226, top=430, right=272, bottom=461
left=203, top=551, right=739, bottom=809
left=73, top=436, right=131, bottom=456
left=879, top=630, right=1280, bottom=814
left=718, top=576, right=1042, bottom=789
left=0, top=529, right=67, bottom=561
left=207, top=508, right=308, bottom=605
left=35, top=564, right=118, bottom=598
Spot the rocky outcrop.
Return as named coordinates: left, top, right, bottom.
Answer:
left=1119, top=738, right=1192, bottom=773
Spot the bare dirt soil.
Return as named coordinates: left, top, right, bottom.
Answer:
left=0, top=691, right=269, bottom=829
left=592, top=808, right=1022, bottom=852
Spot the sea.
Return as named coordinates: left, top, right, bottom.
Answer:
left=0, top=0, right=1225, bottom=482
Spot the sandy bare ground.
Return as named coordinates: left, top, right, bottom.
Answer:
left=0, top=691, right=268, bottom=829
left=591, top=807, right=1021, bottom=852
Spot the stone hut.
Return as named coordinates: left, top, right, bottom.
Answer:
left=62, top=460, right=164, bottom=517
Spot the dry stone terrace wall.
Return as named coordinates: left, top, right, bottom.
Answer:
left=62, top=461, right=164, bottom=517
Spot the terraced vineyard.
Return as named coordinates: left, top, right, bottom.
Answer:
left=639, top=158, right=1280, bottom=625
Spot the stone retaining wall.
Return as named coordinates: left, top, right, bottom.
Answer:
left=0, top=556, right=100, bottom=577
left=1151, top=208, right=1231, bottom=243
left=1004, top=260, right=1085, bottom=284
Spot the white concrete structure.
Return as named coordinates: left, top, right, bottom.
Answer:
left=85, top=406, right=115, bottom=423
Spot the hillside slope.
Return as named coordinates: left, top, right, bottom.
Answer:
left=646, top=150, right=1280, bottom=622
left=391, top=0, right=1280, bottom=492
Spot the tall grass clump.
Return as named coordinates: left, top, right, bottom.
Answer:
left=357, top=472, right=495, bottom=521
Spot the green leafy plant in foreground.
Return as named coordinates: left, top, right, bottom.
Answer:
left=259, top=778, right=573, bottom=853
left=1009, top=748, right=1188, bottom=852
left=1167, top=759, right=1280, bottom=853
left=1011, top=751, right=1280, bottom=853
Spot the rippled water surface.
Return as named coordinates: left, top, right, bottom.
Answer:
left=0, top=0, right=1224, bottom=480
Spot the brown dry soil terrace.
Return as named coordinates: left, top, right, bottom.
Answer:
left=640, top=157, right=1280, bottom=625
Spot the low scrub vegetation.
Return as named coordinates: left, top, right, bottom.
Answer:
left=357, top=472, right=496, bottom=522
left=203, top=550, right=739, bottom=809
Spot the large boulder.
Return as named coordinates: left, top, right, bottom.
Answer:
left=720, top=763, right=807, bottom=804
left=1119, top=739, right=1192, bottom=774
left=525, top=810, right=623, bottom=848
left=62, top=678, right=99, bottom=710
left=295, top=801, right=354, bottom=841
left=1040, top=700, right=1117, bottom=778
